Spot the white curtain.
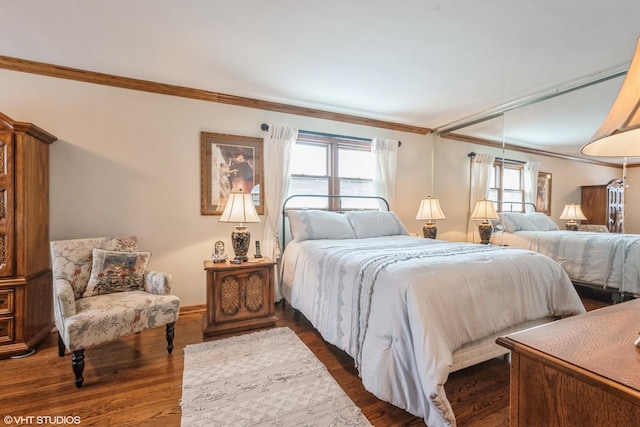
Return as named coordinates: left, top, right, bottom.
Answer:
left=262, top=124, right=298, bottom=301
left=467, top=153, right=495, bottom=242
left=524, top=161, right=541, bottom=213
left=371, top=138, right=399, bottom=210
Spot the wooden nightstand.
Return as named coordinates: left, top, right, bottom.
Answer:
left=203, top=258, right=277, bottom=337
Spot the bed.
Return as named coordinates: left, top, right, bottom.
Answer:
left=494, top=211, right=640, bottom=300
left=280, top=197, right=585, bottom=427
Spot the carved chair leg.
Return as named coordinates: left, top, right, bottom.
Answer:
left=58, top=334, right=66, bottom=357
left=71, top=349, right=85, bottom=388
left=166, top=322, right=175, bottom=354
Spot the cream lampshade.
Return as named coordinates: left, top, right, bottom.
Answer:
left=470, top=199, right=499, bottom=244
left=581, top=38, right=640, bottom=157
left=559, top=203, right=587, bottom=231
left=219, top=191, right=260, bottom=261
left=415, top=197, right=446, bottom=239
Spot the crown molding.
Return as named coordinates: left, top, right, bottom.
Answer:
left=0, top=55, right=431, bottom=135
left=440, top=132, right=625, bottom=168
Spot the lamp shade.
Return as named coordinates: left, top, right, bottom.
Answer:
left=581, top=38, right=640, bottom=157
left=559, top=203, right=587, bottom=221
left=219, top=192, right=261, bottom=224
left=470, top=199, right=499, bottom=220
left=415, top=197, right=446, bottom=221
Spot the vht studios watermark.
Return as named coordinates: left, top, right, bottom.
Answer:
left=3, top=415, right=81, bottom=425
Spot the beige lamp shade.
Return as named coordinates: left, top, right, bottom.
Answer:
left=559, top=204, right=587, bottom=221
left=581, top=38, right=640, bottom=157
left=470, top=199, right=499, bottom=221
left=219, top=192, right=261, bottom=224
left=415, top=197, right=446, bottom=221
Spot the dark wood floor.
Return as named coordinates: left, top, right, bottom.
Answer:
left=0, top=296, right=609, bottom=427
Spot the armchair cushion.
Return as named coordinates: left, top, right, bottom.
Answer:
left=61, top=290, right=180, bottom=352
left=84, top=249, right=151, bottom=297
left=51, top=236, right=139, bottom=299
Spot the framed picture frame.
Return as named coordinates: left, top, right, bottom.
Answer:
left=536, top=172, right=552, bottom=215
left=200, top=132, right=264, bottom=215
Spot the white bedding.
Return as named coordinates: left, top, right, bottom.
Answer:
left=494, top=230, right=640, bottom=294
left=281, top=235, right=585, bottom=426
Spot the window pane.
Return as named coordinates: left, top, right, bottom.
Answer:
left=503, top=168, right=522, bottom=190
left=286, top=177, right=329, bottom=209
left=503, top=190, right=523, bottom=212
left=290, top=144, right=328, bottom=176
left=339, top=148, right=374, bottom=179
left=339, top=179, right=378, bottom=209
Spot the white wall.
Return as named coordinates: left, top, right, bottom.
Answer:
left=0, top=69, right=430, bottom=306
left=0, top=69, right=631, bottom=306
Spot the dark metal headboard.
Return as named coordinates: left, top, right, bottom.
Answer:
left=280, top=194, right=390, bottom=252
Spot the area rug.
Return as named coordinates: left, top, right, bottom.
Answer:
left=180, top=327, right=371, bottom=426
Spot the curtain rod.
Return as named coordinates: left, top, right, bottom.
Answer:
left=468, top=151, right=526, bottom=164
left=261, top=123, right=401, bottom=147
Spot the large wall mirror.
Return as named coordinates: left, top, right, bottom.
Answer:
left=446, top=71, right=637, bottom=300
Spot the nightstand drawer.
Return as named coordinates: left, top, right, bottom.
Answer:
left=0, top=289, right=14, bottom=315
left=0, top=316, right=14, bottom=343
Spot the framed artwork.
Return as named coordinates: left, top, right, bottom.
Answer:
left=536, top=172, right=552, bottom=215
left=200, top=132, right=264, bottom=215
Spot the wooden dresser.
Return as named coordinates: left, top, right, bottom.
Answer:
left=497, top=299, right=640, bottom=427
left=0, top=113, right=56, bottom=358
left=203, top=258, right=277, bottom=336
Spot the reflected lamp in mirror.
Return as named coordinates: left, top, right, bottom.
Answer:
left=415, top=197, right=446, bottom=239
left=559, top=203, right=587, bottom=231
left=219, top=191, right=261, bottom=262
left=581, top=38, right=640, bottom=157
left=470, top=199, right=499, bottom=244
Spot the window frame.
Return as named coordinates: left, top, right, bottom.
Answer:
left=490, top=160, right=525, bottom=213
left=289, top=133, right=373, bottom=211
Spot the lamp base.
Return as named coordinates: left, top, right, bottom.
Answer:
left=423, top=222, right=437, bottom=239
left=231, top=226, right=250, bottom=262
left=478, top=221, right=493, bottom=244
left=565, top=220, right=578, bottom=231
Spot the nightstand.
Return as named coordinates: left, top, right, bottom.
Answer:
left=203, top=258, right=277, bottom=337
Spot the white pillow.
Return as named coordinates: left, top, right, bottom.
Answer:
left=500, top=212, right=537, bottom=232
left=525, top=212, right=559, bottom=231
left=287, top=210, right=356, bottom=242
left=345, top=211, right=408, bottom=238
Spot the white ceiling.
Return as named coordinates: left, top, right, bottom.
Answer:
left=1, top=1, right=639, bottom=162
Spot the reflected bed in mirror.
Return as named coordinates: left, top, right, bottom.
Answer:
left=493, top=211, right=639, bottom=302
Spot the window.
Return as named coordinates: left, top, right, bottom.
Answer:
left=489, top=160, right=524, bottom=212
left=287, top=133, right=377, bottom=210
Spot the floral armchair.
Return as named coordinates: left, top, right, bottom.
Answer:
left=50, top=236, right=180, bottom=388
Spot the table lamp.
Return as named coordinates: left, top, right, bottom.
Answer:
left=415, top=197, right=446, bottom=239
left=470, top=199, right=499, bottom=244
left=219, top=191, right=260, bottom=261
left=559, top=203, right=587, bottom=231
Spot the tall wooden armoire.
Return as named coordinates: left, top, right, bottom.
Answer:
left=0, top=112, right=56, bottom=358
left=581, top=178, right=624, bottom=233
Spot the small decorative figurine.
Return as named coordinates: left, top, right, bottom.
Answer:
left=212, top=240, right=228, bottom=263
left=254, top=241, right=262, bottom=258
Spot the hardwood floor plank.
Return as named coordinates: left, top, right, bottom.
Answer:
left=0, top=296, right=608, bottom=426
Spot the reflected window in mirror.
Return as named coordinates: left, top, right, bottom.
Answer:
left=489, top=160, right=524, bottom=212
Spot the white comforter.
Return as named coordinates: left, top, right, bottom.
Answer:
left=495, top=230, right=640, bottom=294
left=282, top=236, right=585, bottom=427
